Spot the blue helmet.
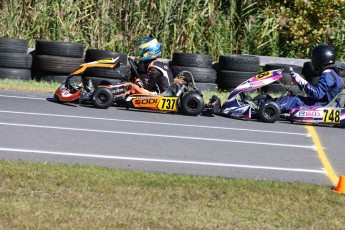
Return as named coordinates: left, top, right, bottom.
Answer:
left=135, top=38, right=162, bottom=63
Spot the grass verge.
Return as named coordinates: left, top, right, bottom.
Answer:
left=1, top=160, right=344, bottom=229
left=0, top=79, right=60, bottom=93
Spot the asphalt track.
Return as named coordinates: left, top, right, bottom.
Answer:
left=0, top=89, right=344, bottom=186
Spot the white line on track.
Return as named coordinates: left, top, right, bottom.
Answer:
left=0, top=110, right=310, bottom=137
left=0, top=122, right=316, bottom=149
left=0, top=94, right=46, bottom=100
left=0, top=147, right=326, bottom=174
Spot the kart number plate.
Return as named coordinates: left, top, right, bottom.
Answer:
left=157, top=97, right=178, bottom=111
left=256, top=71, right=272, bottom=80
left=322, top=109, right=340, bottom=123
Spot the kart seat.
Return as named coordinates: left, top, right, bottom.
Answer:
left=326, top=92, right=345, bottom=108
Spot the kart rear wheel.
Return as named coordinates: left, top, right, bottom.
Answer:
left=92, top=88, right=113, bottom=109
left=258, top=101, right=281, bottom=123
left=180, top=93, right=204, bottom=116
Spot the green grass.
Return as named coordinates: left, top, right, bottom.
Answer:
left=1, top=160, right=344, bottom=229
left=0, top=79, right=60, bottom=93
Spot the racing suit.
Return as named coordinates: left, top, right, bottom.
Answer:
left=277, top=66, right=344, bottom=112
left=135, top=59, right=174, bottom=94
left=109, top=59, right=174, bottom=102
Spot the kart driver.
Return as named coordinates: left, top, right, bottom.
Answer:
left=206, top=44, right=344, bottom=116
left=111, top=38, right=174, bottom=100
left=276, top=45, right=344, bottom=112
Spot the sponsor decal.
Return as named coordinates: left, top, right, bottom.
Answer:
left=249, top=81, right=265, bottom=88
left=111, top=87, right=125, bottom=94
left=298, top=111, right=321, bottom=117
left=133, top=98, right=158, bottom=105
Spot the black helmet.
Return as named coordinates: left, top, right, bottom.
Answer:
left=311, top=45, right=336, bottom=71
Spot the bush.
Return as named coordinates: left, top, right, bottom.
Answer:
left=0, top=0, right=344, bottom=61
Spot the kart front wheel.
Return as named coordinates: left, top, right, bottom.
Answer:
left=180, top=93, right=204, bottom=116
left=258, top=101, right=281, bottom=123
left=92, top=88, right=113, bottom=109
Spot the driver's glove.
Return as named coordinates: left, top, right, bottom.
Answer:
left=135, top=79, right=144, bottom=88
left=291, top=72, right=308, bottom=88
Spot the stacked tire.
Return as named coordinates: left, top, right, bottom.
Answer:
left=32, top=40, right=85, bottom=83
left=216, top=55, right=260, bottom=91
left=302, top=61, right=319, bottom=85
left=0, top=38, right=32, bottom=81
left=169, top=53, right=218, bottom=91
left=263, top=63, right=303, bottom=94
left=82, top=48, right=130, bottom=87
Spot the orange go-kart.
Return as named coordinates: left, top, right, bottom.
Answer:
left=54, top=57, right=205, bottom=116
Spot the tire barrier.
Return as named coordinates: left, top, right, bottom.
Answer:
left=84, top=49, right=128, bottom=64
left=0, top=38, right=29, bottom=53
left=303, top=61, right=345, bottom=86
left=35, top=40, right=84, bottom=58
left=262, top=63, right=303, bottom=94
left=82, top=48, right=130, bottom=85
left=216, top=55, right=260, bottom=91
left=32, top=40, right=85, bottom=83
left=0, top=38, right=32, bottom=80
left=83, top=77, right=122, bottom=87
left=170, top=52, right=218, bottom=92
left=302, top=61, right=318, bottom=83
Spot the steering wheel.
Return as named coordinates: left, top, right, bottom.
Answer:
left=128, top=57, right=141, bottom=79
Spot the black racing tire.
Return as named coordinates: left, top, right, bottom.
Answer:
left=212, top=62, right=220, bottom=72
left=336, top=62, right=345, bottom=78
left=216, top=70, right=258, bottom=90
left=180, top=92, right=204, bottom=116
left=92, top=87, right=114, bottom=109
left=84, top=77, right=122, bottom=87
left=0, top=38, right=28, bottom=53
left=35, top=40, right=85, bottom=58
left=33, top=55, right=84, bottom=74
left=258, top=101, right=281, bottom=123
left=0, top=67, right=31, bottom=80
left=82, top=64, right=130, bottom=79
left=302, top=61, right=319, bottom=81
left=261, top=83, right=286, bottom=94
left=170, top=65, right=217, bottom=83
left=218, top=55, right=260, bottom=72
left=0, top=53, right=33, bottom=69
left=84, top=49, right=128, bottom=64
left=264, top=63, right=303, bottom=84
left=171, top=53, right=213, bottom=68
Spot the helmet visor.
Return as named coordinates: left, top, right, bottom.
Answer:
left=136, top=49, right=145, bottom=58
